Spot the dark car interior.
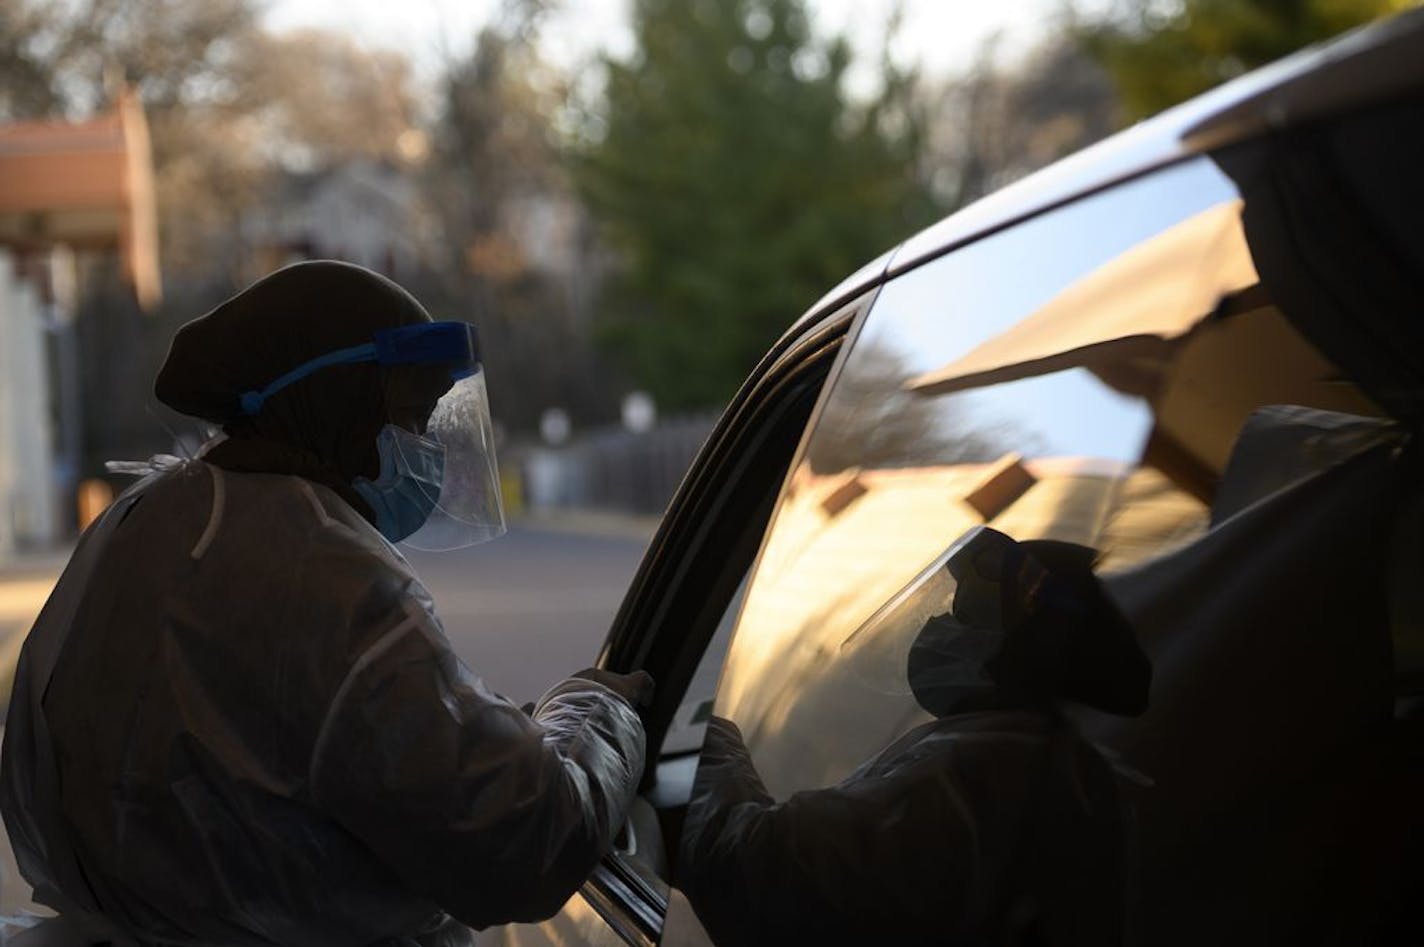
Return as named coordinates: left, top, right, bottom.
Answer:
left=1082, top=404, right=1416, bottom=942
left=1075, top=99, right=1424, bottom=942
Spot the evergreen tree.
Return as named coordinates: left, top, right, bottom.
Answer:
left=1079, top=0, right=1414, bottom=122
left=575, top=0, right=936, bottom=410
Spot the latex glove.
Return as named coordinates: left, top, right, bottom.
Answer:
left=570, top=667, right=656, bottom=711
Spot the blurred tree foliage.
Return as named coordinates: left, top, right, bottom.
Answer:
left=0, top=0, right=256, bottom=119
left=1078, top=0, right=1414, bottom=121
left=422, top=4, right=626, bottom=433
left=574, top=0, right=938, bottom=410
left=230, top=29, right=425, bottom=171
left=928, top=35, right=1118, bottom=208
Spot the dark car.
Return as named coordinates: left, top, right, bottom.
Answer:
left=491, top=11, right=1424, bottom=946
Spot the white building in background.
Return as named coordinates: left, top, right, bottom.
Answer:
left=0, top=252, right=58, bottom=556
left=240, top=160, right=431, bottom=282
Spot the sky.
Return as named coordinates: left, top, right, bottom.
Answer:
left=264, top=0, right=1073, bottom=86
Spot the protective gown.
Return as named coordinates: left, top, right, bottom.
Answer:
left=2, top=460, right=644, bottom=945
left=0, top=263, right=647, bottom=945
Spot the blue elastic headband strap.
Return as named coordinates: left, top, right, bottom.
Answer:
left=374, top=322, right=479, bottom=366
left=238, top=342, right=377, bottom=416
left=237, top=322, right=480, bottom=416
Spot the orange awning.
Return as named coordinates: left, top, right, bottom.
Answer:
left=0, top=90, right=160, bottom=308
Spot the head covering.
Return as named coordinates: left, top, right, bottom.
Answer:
left=907, top=538, right=1151, bottom=717
left=155, top=261, right=433, bottom=513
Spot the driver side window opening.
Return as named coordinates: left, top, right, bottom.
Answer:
left=699, top=152, right=1388, bottom=798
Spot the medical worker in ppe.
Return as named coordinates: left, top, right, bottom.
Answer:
left=0, top=261, right=651, bottom=946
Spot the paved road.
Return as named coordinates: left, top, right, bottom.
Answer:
left=403, top=523, right=652, bottom=704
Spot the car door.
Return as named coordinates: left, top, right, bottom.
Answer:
left=665, top=122, right=1418, bottom=943
left=494, top=87, right=1422, bottom=944
left=489, top=151, right=1278, bottom=945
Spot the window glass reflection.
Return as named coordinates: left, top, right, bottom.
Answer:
left=707, top=154, right=1380, bottom=800
left=716, top=160, right=1248, bottom=797
left=681, top=117, right=1408, bottom=947
left=866, top=159, right=1240, bottom=380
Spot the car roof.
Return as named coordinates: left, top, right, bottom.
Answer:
left=791, top=7, right=1424, bottom=334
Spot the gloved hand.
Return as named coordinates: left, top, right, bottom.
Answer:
left=571, top=667, right=656, bottom=712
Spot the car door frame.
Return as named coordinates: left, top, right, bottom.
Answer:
left=547, top=272, right=891, bottom=947
left=598, top=276, right=888, bottom=763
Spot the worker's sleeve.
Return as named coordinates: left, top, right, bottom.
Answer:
left=678, top=717, right=1001, bottom=947
left=309, top=600, right=646, bottom=930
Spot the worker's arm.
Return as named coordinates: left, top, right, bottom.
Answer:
left=310, top=599, right=646, bottom=929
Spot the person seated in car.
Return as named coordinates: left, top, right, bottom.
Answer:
left=679, top=527, right=1151, bottom=947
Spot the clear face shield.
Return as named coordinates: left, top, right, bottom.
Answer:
left=379, top=364, right=505, bottom=550
left=238, top=321, right=506, bottom=551
left=367, top=322, right=506, bottom=550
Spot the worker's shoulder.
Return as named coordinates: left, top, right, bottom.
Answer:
left=167, top=460, right=402, bottom=570
left=179, top=461, right=350, bottom=530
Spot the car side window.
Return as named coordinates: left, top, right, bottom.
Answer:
left=694, top=154, right=1384, bottom=798
left=663, top=102, right=1420, bottom=947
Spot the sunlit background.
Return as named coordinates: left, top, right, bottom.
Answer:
left=0, top=0, right=1413, bottom=913
left=1, top=0, right=1406, bottom=531
left=0, top=0, right=1410, bottom=698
